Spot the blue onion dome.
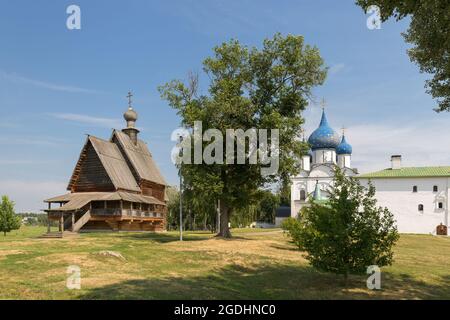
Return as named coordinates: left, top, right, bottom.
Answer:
left=336, top=135, right=352, bottom=155
left=307, top=110, right=340, bottom=150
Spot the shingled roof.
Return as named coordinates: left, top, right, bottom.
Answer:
left=45, top=191, right=165, bottom=211
left=112, top=130, right=167, bottom=186
left=67, top=136, right=141, bottom=193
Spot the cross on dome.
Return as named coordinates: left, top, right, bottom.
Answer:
left=126, top=91, right=133, bottom=109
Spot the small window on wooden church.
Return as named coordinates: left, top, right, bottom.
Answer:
left=438, top=202, right=443, bottom=209
left=418, top=204, right=424, bottom=211
left=413, top=186, right=418, bottom=193
left=300, top=189, right=306, bottom=201
left=433, top=185, right=438, bottom=192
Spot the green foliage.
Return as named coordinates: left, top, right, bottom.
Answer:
left=281, top=217, right=303, bottom=248
left=166, top=185, right=217, bottom=232
left=230, top=189, right=280, bottom=227
left=0, top=196, right=21, bottom=236
left=159, top=33, right=327, bottom=237
left=16, top=213, right=54, bottom=226
left=257, top=190, right=280, bottom=223
left=355, top=0, right=450, bottom=112
left=166, top=186, right=181, bottom=230
left=284, top=168, right=399, bottom=278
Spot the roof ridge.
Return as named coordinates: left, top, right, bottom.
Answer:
left=88, top=135, right=111, bottom=143
left=358, top=165, right=450, bottom=178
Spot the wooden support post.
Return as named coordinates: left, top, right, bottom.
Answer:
left=71, top=212, right=75, bottom=231
left=59, top=213, right=64, bottom=232
left=47, top=203, right=51, bottom=233
left=120, top=200, right=123, bottom=216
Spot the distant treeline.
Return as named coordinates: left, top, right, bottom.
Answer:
left=17, top=213, right=57, bottom=226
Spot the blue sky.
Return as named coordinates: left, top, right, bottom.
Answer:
left=1, top=0, right=449, bottom=212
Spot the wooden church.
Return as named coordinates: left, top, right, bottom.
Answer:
left=43, top=94, right=167, bottom=236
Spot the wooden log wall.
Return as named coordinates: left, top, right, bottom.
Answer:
left=140, top=180, right=165, bottom=202
left=72, top=142, right=115, bottom=192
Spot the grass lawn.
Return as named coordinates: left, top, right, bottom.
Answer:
left=1, top=226, right=450, bottom=299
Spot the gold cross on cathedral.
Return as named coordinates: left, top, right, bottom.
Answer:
left=320, top=98, right=326, bottom=110
left=127, top=91, right=133, bottom=108
left=341, top=126, right=347, bottom=135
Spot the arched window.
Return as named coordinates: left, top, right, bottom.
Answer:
left=300, top=189, right=306, bottom=201
left=413, top=186, right=418, bottom=193
left=433, top=185, right=438, bottom=192
left=418, top=204, right=424, bottom=211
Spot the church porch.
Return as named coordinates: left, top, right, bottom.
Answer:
left=43, top=192, right=166, bottom=235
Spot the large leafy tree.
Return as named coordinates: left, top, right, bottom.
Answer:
left=159, top=33, right=326, bottom=237
left=283, top=168, right=399, bottom=280
left=356, top=0, right=450, bottom=112
left=0, top=196, right=21, bottom=236
left=257, top=190, right=280, bottom=224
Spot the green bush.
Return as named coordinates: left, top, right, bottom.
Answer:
left=283, top=168, right=399, bottom=279
left=0, top=196, right=21, bottom=236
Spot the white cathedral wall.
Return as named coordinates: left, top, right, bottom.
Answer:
left=337, top=154, right=351, bottom=168
left=290, top=164, right=355, bottom=218
left=313, top=149, right=336, bottom=164
left=290, top=176, right=333, bottom=217
left=358, top=177, right=449, bottom=235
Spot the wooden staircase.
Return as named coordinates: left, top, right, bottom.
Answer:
left=39, top=210, right=91, bottom=239
left=72, top=210, right=91, bottom=232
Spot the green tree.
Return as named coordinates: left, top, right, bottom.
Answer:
left=159, top=33, right=326, bottom=237
left=283, top=168, right=399, bottom=280
left=0, top=196, right=21, bottom=236
left=257, top=190, right=280, bottom=223
left=166, top=186, right=181, bottom=230
left=356, top=0, right=450, bottom=112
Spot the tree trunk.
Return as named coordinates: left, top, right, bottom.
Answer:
left=217, top=201, right=232, bottom=238
left=343, top=270, right=349, bottom=287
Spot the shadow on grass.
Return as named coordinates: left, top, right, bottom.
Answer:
left=118, top=232, right=257, bottom=243
left=269, top=243, right=299, bottom=252
left=79, top=263, right=450, bottom=300
left=118, top=232, right=211, bottom=243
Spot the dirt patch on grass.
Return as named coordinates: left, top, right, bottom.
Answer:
left=0, top=249, right=27, bottom=261
left=0, top=249, right=26, bottom=256
left=34, top=252, right=113, bottom=269
left=166, top=235, right=307, bottom=264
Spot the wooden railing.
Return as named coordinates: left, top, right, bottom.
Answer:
left=91, top=208, right=163, bottom=218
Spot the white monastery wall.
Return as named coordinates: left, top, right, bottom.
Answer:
left=359, top=177, right=449, bottom=234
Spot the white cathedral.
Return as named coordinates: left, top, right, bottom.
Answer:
left=288, top=109, right=449, bottom=236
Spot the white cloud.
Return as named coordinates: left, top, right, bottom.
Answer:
left=328, top=63, right=345, bottom=76
left=0, top=159, right=54, bottom=165
left=302, top=113, right=450, bottom=174
left=347, top=118, right=450, bottom=173
left=0, top=122, right=20, bottom=129
left=0, top=70, right=102, bottom=94
left=0, top=136, right=65, bottom=146
left=0, top=180, right=67, bottom=212
left=50, top=113, right=122, bottom=128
